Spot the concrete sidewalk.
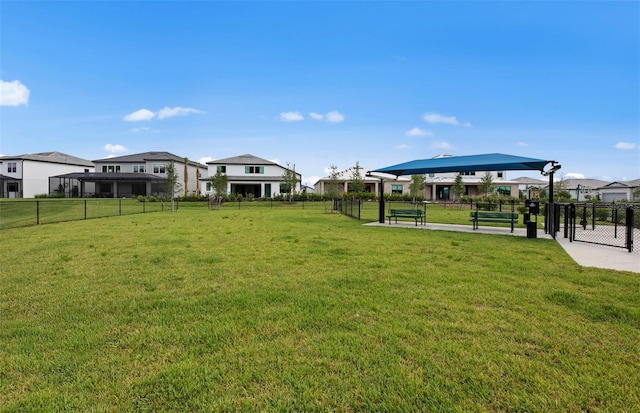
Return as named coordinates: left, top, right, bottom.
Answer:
left=365, top=221, right=640, bottom=273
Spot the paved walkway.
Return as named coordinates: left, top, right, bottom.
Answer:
left=364, top=221, right=640, bottom=273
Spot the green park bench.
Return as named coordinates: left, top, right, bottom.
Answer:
left=387, top=209, right=425, bottom=226
left=470, top=211, right=518, bottom=233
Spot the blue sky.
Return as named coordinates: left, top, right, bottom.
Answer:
left=1, top=1, right=638, bottom=185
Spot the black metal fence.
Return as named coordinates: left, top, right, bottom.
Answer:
left=0, top=199, right=168, bottom=230
left=551, top=202, right=639, bottom=252
left=334, top=198, right=361, bottom=220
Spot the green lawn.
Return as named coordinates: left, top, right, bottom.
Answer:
left=1, top=205, right=638, bottom=412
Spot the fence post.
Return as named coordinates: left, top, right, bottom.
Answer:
left=119, top=199, right=122, bottom=216
left=85, top=199, right=87, bottom=220
left=626, top=207, right=633, bottom=252
left=36, top=200, right=40, bottom=225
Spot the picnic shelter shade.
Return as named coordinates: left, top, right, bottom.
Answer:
left=371, top=153, right=552, bottom=177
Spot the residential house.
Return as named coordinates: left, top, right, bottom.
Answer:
left=0, top=151, right=94, bottom=198
left=422, top=170, right=520, bottom=201
left=314, top=165, right=411, bottom=196
left=203, top=154, right=302, bottom=198
left=51, top=151, right=207, bottom=198
left=556, top=178, right=608, bottom=201
left=597, top=179, right=640, bottom=202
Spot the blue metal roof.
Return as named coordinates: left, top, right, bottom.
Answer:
left=372, top=153, right=552, bottom=176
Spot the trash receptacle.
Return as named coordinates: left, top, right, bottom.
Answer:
left=523, top=213, right=530, bottom=224
left=526, top=221, right=537, bottom=238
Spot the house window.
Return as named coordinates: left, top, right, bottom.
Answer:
left=217, top=166, right=226, bottom=173
left=245, top=166, right=264, bottom=174
left=206, top=182, right=212, bottom=191
left=101, top=165, right=121, bottom=173
left=496, top=186, right=511, bottom=196
left=153, top=164, right=166, bottom=174
left=391, top=184, right=403, bottom=194
left=428, top=173, right=435, bottom=178
left=7, top=162, right=17, bottom=173
left=462, top=171, right=476, bottom=176
left=133, top=165, right=146, bottom=173
left=497, top=171, right=504, bottom=178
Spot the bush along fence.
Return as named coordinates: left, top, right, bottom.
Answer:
left=0, top=198, right=169, bottom=230
left=554, top=202, right=639, bottom=252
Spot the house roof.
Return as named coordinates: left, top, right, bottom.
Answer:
left=93, top=151, right=206, bottom=168
left=560, top=178, right=609, bottom=190
left=372, top=153, right=552, bottom=176
left=207, top=154, right=277, bottom=166
left=51, top=172, right=165, bottom=181
left=597, top=180, right=640, bottom=189
left=511, top=176, right=547, bottom=185
left=0, top=151, right=94, bottom=167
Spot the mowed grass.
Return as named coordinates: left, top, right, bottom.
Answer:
left=1, top=205, right=638, bottom=412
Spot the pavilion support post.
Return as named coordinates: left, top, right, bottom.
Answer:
left=378, top=178, right=385, bottom=223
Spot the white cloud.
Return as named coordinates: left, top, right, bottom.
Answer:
left=305, top=176, right=321, bottom=186
left=0, top=80, right=30, bottom=106
left=423, top=112, right=471, bottom=127
left=396, top=144, right=410, bottom=150
left=104, top=143, right=128, bottom=154
left=124, top=106, right=204, bottom=122
left=432, top=141, right=455, bottom=150
left=157, top=106, right=204, bottom=119
left=131, top=127, right=151, bottom=133
left=124, top=108, right=155, bottom=122
left=405, top=127, right=433, bottom=137
left=326, top=110, right=345, bottom=123
left=614, top=142, right=639, bottom=150
left=199, top=156, right=215, bottom=164
left=279, top=111, right=304, bottom=122
left=308, top=110, right=345, bottom=123
left=566, top=173, right=585, bottom=179
left=517, top=141, right=528, bottom=147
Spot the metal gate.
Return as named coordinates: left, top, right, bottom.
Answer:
left=563, top=203, right=639, bottom=253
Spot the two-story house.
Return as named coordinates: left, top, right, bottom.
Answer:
left=204, top=154, right=302, bottom=198
left=0, top=152, right=94, bottom=198
left=51, top=151, right=207, bottom=198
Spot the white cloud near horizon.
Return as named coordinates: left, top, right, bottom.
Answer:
left=305, top=175, right=321, bottom=186
left=614, top=142, right=639, bottom=150
left=309, top=112, right=324, bottom=120
left=423, top=113, right=471, bottom=127
left=0, top=80, right=30, bottom=106
left=124, top=106, right=204, bottom=122
left=199, top=156, right=215, bottom=164
left=405, top=127, right=433, bottom=137
left=517, top=141, right=528, bottom=147
left=124, top=108, right=155, bottom=121
left=104, top=143, right=128, bottom=154
left=566, top=173, right=586, bottom=179
left=396, top=144, right=410, bottom=150
left=280, top=111, right=304, bottom=122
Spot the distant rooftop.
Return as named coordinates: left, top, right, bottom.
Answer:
left=0, top=151, right=94, bottom=167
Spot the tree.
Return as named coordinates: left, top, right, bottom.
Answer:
left=349, top=161, right=365, bottom=195
left=183, top=157, right=189, bottom=196
left=209, top=169, right=228, bottom=207
left=326, top=164, right=341, bottom=199
left=281, top=162, right=298, bottom=202
left=633, top=187, right=640, bottom=201
left=409, top=174, right=426, bottom=202
left=452, top=173, right=465, bottom=206
left=164, top=161, right=182, bottom=212
left=478, top=171, right=495, bottom=197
